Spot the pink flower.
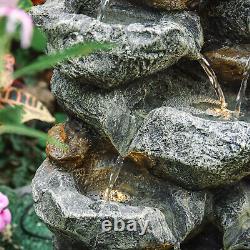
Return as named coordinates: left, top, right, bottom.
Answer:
left=0, top=0, right=33, bottom=48
left=0, top=193, right=11, bottom=232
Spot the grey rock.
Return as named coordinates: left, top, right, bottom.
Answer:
left=214, top=181, right=250, bottom=250
left=32, top=159, right=210, bottom=249
left=51, top=67, right=217, bottom=156
left=30, top=0, right=203, bottom=89
left=129, top=107, right=250, bottom=189
left=51, top=67, right=250, bottom=189
left=205, top=0, right=250, bottom=45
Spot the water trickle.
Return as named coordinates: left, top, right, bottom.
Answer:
left=104, top=155, right=124, bottom=201
left=97, top=0, right=111, bottom=21
left=198, top=55, right=227, bottom=109
left=235, top=58, right=250, bottom=115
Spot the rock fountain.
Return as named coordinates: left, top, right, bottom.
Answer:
left=31, top=0, right=250, bottom=249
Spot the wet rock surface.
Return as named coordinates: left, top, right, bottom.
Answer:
left=52, top=68, right=250, bottom=189
left=32, top=159, right=210, bottom=250
left=204, top=46, right=250, bottom=83
left=130, top=0, right=200, bottom=10
left=31, top=0, right=203, bottom=89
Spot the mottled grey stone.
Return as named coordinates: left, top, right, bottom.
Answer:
left=30, top=0, right=203, bottom=89
left=51, top=67, right=250, bottom=189
left=32, top=159, right=210, bottom=250
left=205, top=0, right=250, bottom=45
left=214, top=181, right=250, bottom=250
left=130, top=107, right=250, bottom=189
left=51, top=67, right=216, bottom=156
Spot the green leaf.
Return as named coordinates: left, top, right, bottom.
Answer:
left=18, top=0, right=33, bottom=11
left=13, top=27, right=47, bottom=52
left=30, top=27, right=47, bottom=52
left=0, top=124, right=68, bottom=150
left=14, top=42, right=114, bottom=78
left=55, top=112, right=67, bottom=123
left=0, top=106, right=23, bottom=125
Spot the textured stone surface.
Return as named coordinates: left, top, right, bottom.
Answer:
left=46, top=123, right=90, bottom=169
left=214, top=181, right=250, bottom=250
left=51, top=67, right=216, bottom=156
left=130, top=0, right=200, bottom=10
left=130, top=107, right=250, bottom=189
left=32, top=159, right=210, bottom=250
left=205, top=0, right=250, bottom=45
left=51, top=68, right=250, bottom=189
left=31, top=0, right=203, bottom=89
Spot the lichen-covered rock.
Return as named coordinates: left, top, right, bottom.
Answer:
left=51, top=67, right=216, bottom=156
left=32, top=159, right=210, bottom=250
left=214, top=181, right=250, bottom=250
left=46, top=123, right=90, bottom=169
left=30, top=0, right=203, bottom=89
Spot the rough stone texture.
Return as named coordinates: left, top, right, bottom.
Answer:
left=130, top=0, right=200, bottom=10
left=204, top=0, right=250, bottom=45
left=214, top=181, right=250, bottom=250
left=51, top=67, right=216, bottom=157
left=30, top=0, right=203, bottom=89
left=51, top=67, right=250, bottom=189
left=130, top=107, right=250, bottom=189
left=46, top=123, right=90, bottom=169
left=32, top=159, right=210, bottom=250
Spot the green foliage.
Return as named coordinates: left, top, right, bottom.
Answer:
left=0, top=186, right=52, bottom=249
left=18, top=0, right=33, bottom=11
left=0, top=135, right=46, bottom=187
left=31, top=27, right=47, bottom=52
left=14, top=27, right=47, bottom=53
left=0, top=106, right=67, bottom=150
left=14, top=42, right=113, bottom=78
left=55, top=112, right=67, bottom=123
left=0, top=106, right=23, bottom=125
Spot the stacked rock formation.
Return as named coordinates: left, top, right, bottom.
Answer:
left=31, top=0, right=250, bottom=249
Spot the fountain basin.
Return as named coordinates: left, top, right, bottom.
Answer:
left=32, top=159, right=209, bottom=250
left=31, top=0, right=203, bottom=89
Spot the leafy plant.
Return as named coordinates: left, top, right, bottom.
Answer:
left=0, top=0, right=112, bottom=141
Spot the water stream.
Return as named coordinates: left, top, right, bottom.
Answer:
left=93, top=155, right=124, bottom=249
left=235, top=58, right=250, bottom=115
left=104, top=155, right=124, bottom=201
left=97, top=0, right=111, bottom=21
left=199, top=55, right=227, bottom=109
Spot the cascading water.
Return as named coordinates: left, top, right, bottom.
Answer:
left=97, top=0, right=111, bottom=21
left=199, top=54, right=227, bottom=109
left=104, top=155, right=124, bottom=201
left=235, top=58, right=250, bottom=115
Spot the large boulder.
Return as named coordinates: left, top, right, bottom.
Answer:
left=203, top=0, right=250, bottom=46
